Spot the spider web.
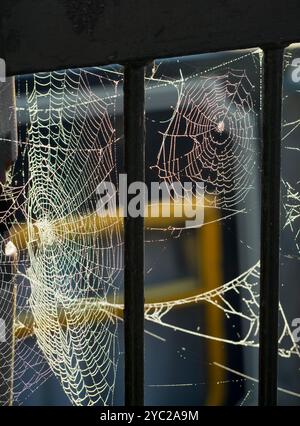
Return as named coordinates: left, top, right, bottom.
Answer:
left=282, top=46, right=300, bottom=257
left=0, top=48, right=299, bottom=406
left=282, top=180, right=300, bottom=254
left=143, top=260, right=299, bottom=359
left=153, top=66, right=259, bottom=212
left=0, top=67, right=123, bottom=405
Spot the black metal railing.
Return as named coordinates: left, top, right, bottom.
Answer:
left=259, top=46, right=285, bottom=406
left=124, top=63, right=146, bottom=406
left=2, top=0, right=300, bottom=408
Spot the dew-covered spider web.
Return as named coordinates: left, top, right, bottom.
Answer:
left=277, top=44, right=300, bottom=403
left=282, top=45, right=300, bottom=258
left=154, top=68, right=257, bottom=210
left=0, top=67, right=124, bottom=405
left=0, top=48, right=299, bottom=406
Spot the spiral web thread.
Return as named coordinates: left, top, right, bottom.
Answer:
left=154, top=67, right=258, bottom=211
left=0, top=67, right=123, bottom=405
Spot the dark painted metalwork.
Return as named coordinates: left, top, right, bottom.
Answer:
left=0, top=1, right=299, bottom=76
left=124, top=63, right=145, bottom=406
left=259, top=45, right=285, bottom=406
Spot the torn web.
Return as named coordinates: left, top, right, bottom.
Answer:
left=143, top=49, right=299, bottom=404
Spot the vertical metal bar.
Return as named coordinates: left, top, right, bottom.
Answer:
left=124, top=62, right=145, bottom=406
left=259, top=45, right=285, bottom=406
